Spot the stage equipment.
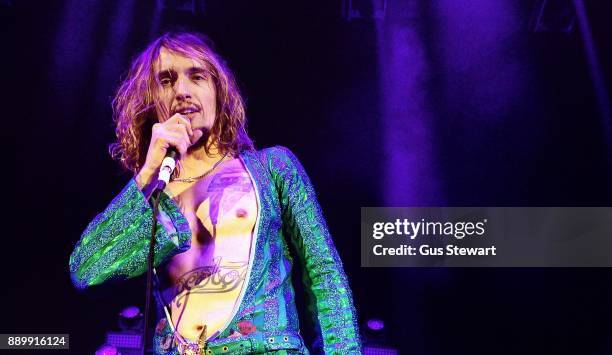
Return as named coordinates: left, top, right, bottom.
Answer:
left=119, top=306, right=144, bottom=331
left=95, top=306, right=144, bottom=354
left=362, top=318, right=398, bottom=355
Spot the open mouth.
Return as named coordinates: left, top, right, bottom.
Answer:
left=174, top=106, right=200, bottom=117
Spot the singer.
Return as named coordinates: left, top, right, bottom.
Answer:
left=68, top=32, right=361, bottom=354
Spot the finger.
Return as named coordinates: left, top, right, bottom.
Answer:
left=168, top=123, right=191, bottom=143
left=165, top=136, right=188, bottom=156
left=169, top=113, right=193, bottom=136
left=151, top=122, right=164, bottom=137
left=156, top=132, right=189, bottom=156
left=190, top=129, right=204, bottom=144
left=170, top=131, right=192, bottom=155
left=156, top=123, right=191, bottom=151
left=180, top=129, right=191, bottom=150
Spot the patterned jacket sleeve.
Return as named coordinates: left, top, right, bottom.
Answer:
left=69, top=179, right=191, bottom=290
left=269, top=146, right=362, bottom=354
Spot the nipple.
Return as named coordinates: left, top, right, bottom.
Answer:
left=236, top=208, right=248, bottom=218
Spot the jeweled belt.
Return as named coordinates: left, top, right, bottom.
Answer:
left=177, top=331, right=305, bottom=354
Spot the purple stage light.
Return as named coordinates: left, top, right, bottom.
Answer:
left=119, top=306, right=140, bottom=319
left=118, top=306, right=143, bottom=331
left=95, top=344, right=121, bottom=355
left=367, top=318, right=385, bottom=331
left=364, top=345, right=398, bottom=355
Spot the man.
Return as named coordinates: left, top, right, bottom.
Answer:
left=69, top=32, right=361, bottom=354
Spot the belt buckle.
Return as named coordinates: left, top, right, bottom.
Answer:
left=178, top=325, right=208, bottom=355
left=181, top=342, right=202, bottom=355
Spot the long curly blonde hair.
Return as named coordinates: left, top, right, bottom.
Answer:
left=109, top=32, right=253, bottom=174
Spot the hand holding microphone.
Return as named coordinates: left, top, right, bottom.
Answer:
left=135, top=114, right=203, bottom=190
left=157, top=147, right=179, bottom=189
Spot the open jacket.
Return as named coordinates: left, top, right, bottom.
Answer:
left=69, top=146, right=361, bottom=354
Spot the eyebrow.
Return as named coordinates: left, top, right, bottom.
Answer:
left=156, top=66, right=209, bottom=78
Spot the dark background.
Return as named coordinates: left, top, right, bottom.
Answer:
left=3, top=0, right=612, bottom=354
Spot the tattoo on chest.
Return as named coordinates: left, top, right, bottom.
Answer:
left=207, top=171, right=252, bottom=192
left=173, top=257, right=248, bottom=307
left=203, top=171, right=253, bottom=227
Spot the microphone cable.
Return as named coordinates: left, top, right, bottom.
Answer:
left=142, top=188, right=162, bottom=355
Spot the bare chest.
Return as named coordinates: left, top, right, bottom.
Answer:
left=164, top=158, right=258, bottom=284
left=160, top=158, right=258, bottom=340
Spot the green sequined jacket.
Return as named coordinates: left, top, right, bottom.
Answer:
left=69, top=146, right=361, bottom=354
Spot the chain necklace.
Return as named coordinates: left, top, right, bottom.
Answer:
left=171, top=151, right=230, bottom=183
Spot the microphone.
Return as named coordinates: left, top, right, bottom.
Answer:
left=156, top=148, right=179, bottom=190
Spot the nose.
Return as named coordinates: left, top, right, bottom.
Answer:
left=174, top=76, right=192, bottom=101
